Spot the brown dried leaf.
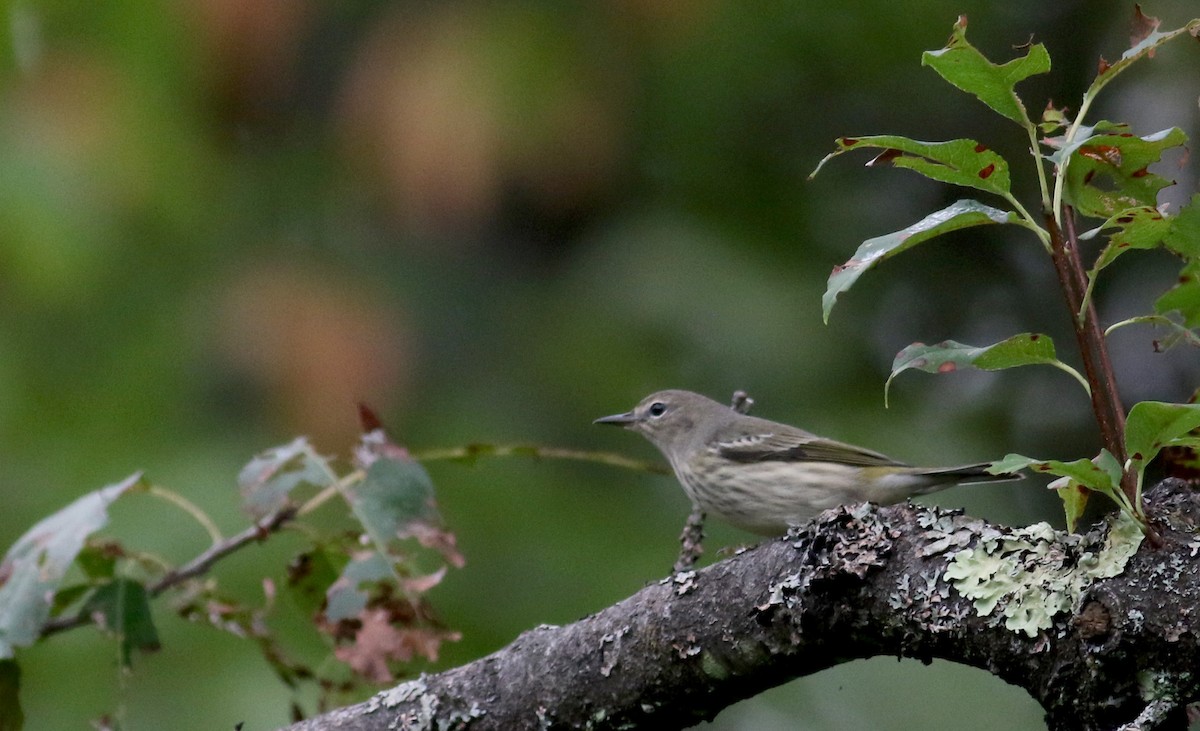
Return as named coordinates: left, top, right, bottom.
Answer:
left=1131, top=5, right=1161, bottom=50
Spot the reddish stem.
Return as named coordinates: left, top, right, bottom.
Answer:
left=1044, top=209, right=1134, bottom=503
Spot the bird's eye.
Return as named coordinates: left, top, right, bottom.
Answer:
left=648, top=402, right=667, bottom=417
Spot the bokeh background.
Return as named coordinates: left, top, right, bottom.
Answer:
left=2, top=0, right=1198, bottom=728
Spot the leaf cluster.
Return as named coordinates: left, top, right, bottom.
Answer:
left=0, top=423, right=464, bottom=725
left=811, top=11, right=1200, bottom=530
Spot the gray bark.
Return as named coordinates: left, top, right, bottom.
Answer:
left=284, top=478, right=1200, bottom=731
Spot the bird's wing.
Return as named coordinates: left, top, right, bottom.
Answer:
left=713, top=429, right=907, bottom=467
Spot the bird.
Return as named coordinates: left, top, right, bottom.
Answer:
left=595, top=389, right=1020, bottom=536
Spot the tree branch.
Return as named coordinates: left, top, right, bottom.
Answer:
left=283, top=479, right=1200, bottom=731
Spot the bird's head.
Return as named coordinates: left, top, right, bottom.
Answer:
left=594, top=389, right=727, bottom=453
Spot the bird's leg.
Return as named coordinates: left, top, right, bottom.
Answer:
left=730, top=390, right=754, bottom=414
left=673, top=503, right=706, bottom=573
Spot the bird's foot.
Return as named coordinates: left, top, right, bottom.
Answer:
left=673, top=505, right=706, bottom=573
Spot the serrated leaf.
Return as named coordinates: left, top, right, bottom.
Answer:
left=823, top=199, right=1014, bottom=322
left=349, top=459, right=440, bottom=547
left=1125, top=401, right=1200, bottom=474
left=0, top=474, right=141, bottom=657
left=1053, top=124, right=1187, bottom=219
left=80, top=579, right=160, bottom=667
left=810, top=136, right=1011, bottom=196
left=1156, top=259, right=1200, bottom=328
left=349, top=425, right=463, bottom=566
left=0, top=660, right=22, bottom=731
left=887, top=333, right=1086, bottom=403
left=237, top=438, right=334, bottom=519
left=921, top=15, right=1050, bottom=126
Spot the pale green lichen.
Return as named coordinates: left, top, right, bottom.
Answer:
left=700, top=650, right=730, bottom=680
left=944, top=512, right=1144, bottom=637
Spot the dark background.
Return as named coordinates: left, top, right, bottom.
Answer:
left=1, top=1, right=1197, bottom=728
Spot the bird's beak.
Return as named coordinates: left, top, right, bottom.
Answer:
left=594, top=410, right=639, bottom=426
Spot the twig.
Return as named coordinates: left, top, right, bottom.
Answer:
left=145, top=506, right=297, bottom=595
left=413, top=445, right=669, bottom=475
left=39, top=506, right=298, bottom=639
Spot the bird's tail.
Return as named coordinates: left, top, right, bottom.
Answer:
left=922, top=462, right=1023, bottom=487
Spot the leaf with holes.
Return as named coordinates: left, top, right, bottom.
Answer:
left=1048, top=123, right=1187, bottom=220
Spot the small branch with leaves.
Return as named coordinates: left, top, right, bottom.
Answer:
left=810, top=10, right=1200, bottom=532
left=0, top=407, right=667, bottom=726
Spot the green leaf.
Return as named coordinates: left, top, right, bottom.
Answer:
left=1051, top=123, right=1187, bottom=219
left=988, top=452, right=1122, bottom=493
left=809, top=136, right=1011, bottom=196
left=1053, top=478, right=1090, bottom=533
left=1078, top=196, right=1200, bottom=318
left=350, top=428, right=464, bottom=568
left=1163, top=193, right=1200, bottom=258
left=823, top=199, right=1014, bottom=322
left=80, top=580, right=160, bottom=667
left=347, top=458, right=440, bottom=549
left=921, top=15, right=1050, bottom=126
left=237, top=438, right=335, bottom=519
left=1039, top=102, right=1069, bottom=136
left=0, top=660, right=21, bottom=731
left=1125, top=401, right=1200, bottom=474
left=0, top=474, right=141, bottom=657
left=886, top=333, right=1088, bottom=404
left=1081, top=205, right=1171, bottom=270
left=1156, top=259, right=1200, bottom=328
left=990, top=451, right=1122, bottom=491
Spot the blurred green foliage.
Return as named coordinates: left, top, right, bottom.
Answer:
left=1, top=0, right=1197, bottom=728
